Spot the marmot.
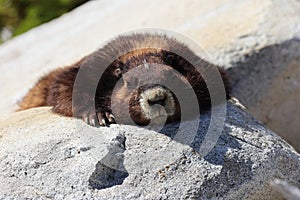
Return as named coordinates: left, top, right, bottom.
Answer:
left=18, top=33, right=231, bottom=127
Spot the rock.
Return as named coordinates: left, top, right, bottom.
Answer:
left=0, top=102, right=300, bottom=199
left=270, top=179, right=300, bottom=200
left=227, top=39, right=300, bottom=152
left=1, top=0, right=300, bottom=152
left=219, top=0, right=300, bottom=152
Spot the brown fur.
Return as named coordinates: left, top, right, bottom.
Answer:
left=18, top=33, right=231, bottom=126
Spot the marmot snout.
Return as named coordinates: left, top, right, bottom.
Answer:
left=139, top=85, right=175, bottom=120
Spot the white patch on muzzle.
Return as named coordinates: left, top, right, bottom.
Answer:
left=139, top=86, right=175, bottom=120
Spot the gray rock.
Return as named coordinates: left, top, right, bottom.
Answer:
left=208, top=0, right=300, bottom=152
left=227, top=38, right=300, bottom=153
left=271, top=179, right=300, bottom=200
left=0, top=102, right=299, bottom=199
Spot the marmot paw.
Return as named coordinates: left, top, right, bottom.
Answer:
left=80, top=110, right=116, bottom=127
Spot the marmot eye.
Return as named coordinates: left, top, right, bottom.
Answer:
left=114, top=68, right=122, bottom=78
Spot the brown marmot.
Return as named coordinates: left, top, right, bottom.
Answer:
left=18, top=33, right=231, bottom=127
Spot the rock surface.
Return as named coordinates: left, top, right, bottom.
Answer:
left=228, top=39, right=300, bottom=152
left=271, top=179, right=300, bottom=200
left=1, top=0, right=300, bottom=151
left=0, top=102, right=300, bottom=199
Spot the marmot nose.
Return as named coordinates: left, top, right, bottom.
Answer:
left=147, top=96, right=166, bottom=106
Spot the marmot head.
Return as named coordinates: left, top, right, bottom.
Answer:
left=111, top=63, right=190, bottom=126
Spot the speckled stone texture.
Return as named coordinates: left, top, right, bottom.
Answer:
left=0, top=102, right=299, bottom=199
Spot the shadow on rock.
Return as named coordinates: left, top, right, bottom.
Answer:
left=89, top=133, right=129, bottom=190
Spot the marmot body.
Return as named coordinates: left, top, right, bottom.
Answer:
left=18, top=33, right=231, bottom=126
